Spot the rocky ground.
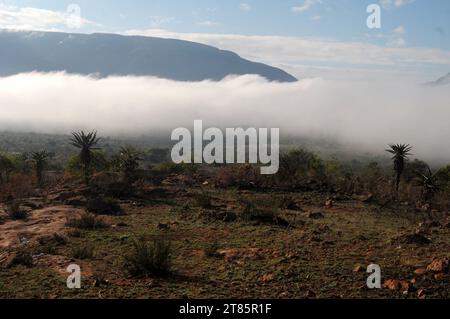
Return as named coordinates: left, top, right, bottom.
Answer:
left=0, top=179, right=449, bottom=299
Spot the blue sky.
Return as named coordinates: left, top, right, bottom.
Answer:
left=1, top=0, right=449, bottom=49
left=1, top=0, right=449, bottom=80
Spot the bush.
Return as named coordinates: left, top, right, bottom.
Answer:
left=240, top=199, right=290, bottom=227
left=72, top=245, right=95, bottom=260
left=278, top=195, right=299, bottom=210
left=86, top=196, right=123, bottom=216
left=10, top=250, right=33, bottom=267
left=6, top=201, right=28, bottom=220
left=66, top=213, right=108, bottom=230
left=194, top=192, right=213, bottom=208
left=278, top=149, right=325, bottom=185
left=66, top=150, right=110, bottom=173
left=205, top=241, right=220, bottom=258
left=124, top=238, right=172, bottom=277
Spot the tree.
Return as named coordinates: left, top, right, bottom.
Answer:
left=278, top=149, right=324, bottom=184
left=0, top=153, right=15, bottom=184
left=115, top=146, right=143, bottom=185
left=31, top=150, right=52, bottom=187
left=70, top=130, right=101, bottom=185
left=413, top=166, right=440, bottom=209
left=385, top=143, right=413, bottom=198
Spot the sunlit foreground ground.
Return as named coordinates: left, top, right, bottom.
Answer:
left=0, top=176, right=448, bottom=299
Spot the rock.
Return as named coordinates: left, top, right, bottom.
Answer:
left=383, top=279, right=410, bottom=293
left=305, top=290, right=316, bottom=299
left=414, top=268, right=428, bottom=276
left=353, top=193, right=374, bottom=203
left=260, top=273, right=274, bottom=283
left=221, top=212, right=238, bottom=223
left=426, top=258, right=449, bottom=273
left=307, top=212, right=325, bottom=219
left=417, top=289, right=426, bottom=299
left=157, top=223, right=169, bottom=230
left=434, top=273, right=448, bottom=281
left=325, top=198, right=333, bottom=208
left=353, top=264, right=363, bottom=273
left=274, top=216, right=291, bottom=228
left=64, top=196, right=87, bottom=207
left=1, top=252, right=17, bottom=268
left=394, top=231, right=431, bottom=245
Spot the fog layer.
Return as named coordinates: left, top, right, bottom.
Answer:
left=0, top=72, right=449, bottom=160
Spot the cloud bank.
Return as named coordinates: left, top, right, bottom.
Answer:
left=0, top=72, right=449, bottom=161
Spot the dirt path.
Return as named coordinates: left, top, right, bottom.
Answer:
left=0, top=206, right=83, bottom=248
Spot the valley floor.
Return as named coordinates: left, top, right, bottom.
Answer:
left=0, top=185, right=449, bottom=299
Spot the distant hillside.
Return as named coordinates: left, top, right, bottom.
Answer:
left=0, top=30, right=297, bottom=82
left=425, top=72, right=450, bottom=86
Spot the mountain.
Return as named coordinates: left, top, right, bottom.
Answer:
left=425, top=72, right=450, bottom=86
left=0, top=30, right=297, bottom=82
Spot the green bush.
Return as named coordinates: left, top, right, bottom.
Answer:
left=194, top=192, right=213, bottom=208
left=72, top=245, right=95, bottom=260
left=124, top=238, right=172, bottom=277
left=66, top=213, right=108, bottom=230
left=86, top=196, right=123, bottom=216
left=6, top=202, right=28, bottom=220
left=10, top=250, right=33, bottom=267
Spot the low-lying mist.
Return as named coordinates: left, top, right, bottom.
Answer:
left=0, top=72, right=449, bottom=162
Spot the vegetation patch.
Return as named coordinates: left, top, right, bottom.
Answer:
left=86, top=196, right=124, bottom=216
left=124, top=237, right=172, bottom=278
left=66, top=213, right=108, bottom=230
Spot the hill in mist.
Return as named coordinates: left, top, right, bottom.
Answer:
left=0, top=30, right=297, bottom=82
left=425, top=72, right=450, bottom=86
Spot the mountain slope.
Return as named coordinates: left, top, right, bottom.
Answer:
left=0, top=30, right=297, bottom=82
left=425, top=72, right=450, bottom=86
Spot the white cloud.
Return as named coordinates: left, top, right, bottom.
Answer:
left=1, top=72, right=449, bottom=161
left=387, top=26, right=406, bottom=47
left=239, top=3, right=252, bottom=11
left=311, top=15, right=321, bottom=21
left=0, top=4, right=95, bottom=31
left=393, top=25, right=405, bottom=34
left=149, top=16, right=175, bottom=28
left=292, top=0, right=320, bottom=13
left=379, top=0, right=415, bottom=10
left=196, top=20, right=219, bottom=27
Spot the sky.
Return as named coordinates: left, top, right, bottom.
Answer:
left=0, top=1, right=450, bottom=161
left=0, top=0, right=449, bottom=80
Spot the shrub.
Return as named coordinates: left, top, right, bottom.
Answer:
left=66, top=213, right=108, bottom=230
left=124, top=238, right=172, bottom=277
left=86, top=196, right=123, bottom=216
left=278, top=195, right=299, bottom=210
left=240, top=198, right=289, bottom=227
left=72, top=245, right=95, bottom=260
left=205, top=241, right=220, bottom=258
left=6, top=201, right=28, bottom=220
left=10, top=250, right=33, bottom=267
left=278, top=149, right=325, bottom=185
left=194, top=192, right=213, bottom=208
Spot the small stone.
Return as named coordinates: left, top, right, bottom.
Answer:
left=353, top=265, right=363, bottom=273
left=426, top=258, right=449, bottom=273
left=307, top=212, right=324, bottom=219
left=414, top=268, right=428, bottom=276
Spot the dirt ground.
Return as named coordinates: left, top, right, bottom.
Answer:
left=0, top=185, right=449, bottom=299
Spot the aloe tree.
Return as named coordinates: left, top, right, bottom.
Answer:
left=0, top=153, right=15, bottom=184
left=70, top=130, right=101, bottom=185
left=414, top=166, right=441, bottom=209
left=116, top=146, right=143, bottom=186
left=386, top=144, right=413, bottom=198
left=31, top=150, right=52, bottom=187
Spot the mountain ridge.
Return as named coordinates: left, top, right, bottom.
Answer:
left=0, top=29, right=297, bottom=82
left=425, top=72, right=450, bottom=86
